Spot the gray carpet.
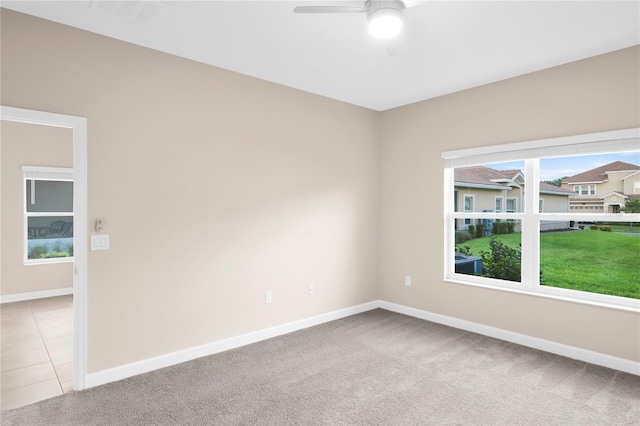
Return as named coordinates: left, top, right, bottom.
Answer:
left=2, top=309, right=639, bottom=425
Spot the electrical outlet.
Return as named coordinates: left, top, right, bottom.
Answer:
left=265, top=291, right=273, bottom=304
left=308, top=285, right=315, bottom=295
left=405, top=275, right=411, bottom=286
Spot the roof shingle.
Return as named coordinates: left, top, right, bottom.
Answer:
left=563, top=161, right=640, bottom=184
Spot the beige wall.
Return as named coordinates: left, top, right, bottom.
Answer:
left=1, top=121, right=73, bottom=296
left=622, top=173, right=640, bottom=195
left=541, top=194, right=569, bottom=213
left=598, top=170, right=635, bottom=196
left=379, top=46, right=640, bottom=362
left=1, top=8, right=638, bottom=374
left=1, top=10, right=379, bottom=372
left=455, top=187, right=505, bottom=214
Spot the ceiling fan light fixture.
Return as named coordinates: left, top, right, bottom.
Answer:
left=367, top=7, right=403, bottom=39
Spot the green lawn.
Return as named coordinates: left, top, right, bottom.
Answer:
left=456, top=229, right=640, bottom=299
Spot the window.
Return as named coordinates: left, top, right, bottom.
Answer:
left=23, top=166, right=74, bottom=265
left=443, top=128, right=640, bottom=311
left=574, top=184, right=596, bottom=196
left=495, top=197, right=503, bottom=213
left=463, top=195, right=474, bottom=226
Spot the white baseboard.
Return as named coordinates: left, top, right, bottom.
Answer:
left=84, top=301, right=379, bottom=389
left=377, top=300, right=640, bottom=376
left=84, top=298, right=639, bottom=390
left=0, top=287, right=73, bottom=304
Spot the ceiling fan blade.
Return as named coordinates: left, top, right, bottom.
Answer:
left=293, top=6, right=368, bottom=13
left=400, top=0, right=426, bottom=8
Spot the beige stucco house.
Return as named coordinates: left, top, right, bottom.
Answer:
left=561, top=161, right=640, bottom=213
left=454, top=166, right=574, bottom=232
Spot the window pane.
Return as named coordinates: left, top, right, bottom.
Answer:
left=27, top=216, right=73, bottom=259
left=454, top=218, right=522, bottom=283
left=540, top=152, right=640, bottom=215
left=453, top=161, right=525, bottom=214
left=539, top=221, right=639, bottom=299
left=464, top=196, right=472, bottom=212
left=26, top=180, right=73, bottom=213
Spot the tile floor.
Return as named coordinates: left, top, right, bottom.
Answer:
left=1, top=295, right=73, bottom=412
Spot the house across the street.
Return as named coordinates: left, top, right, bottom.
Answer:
left=561, top=161, right=640, bottom=213
left=454, top=166, right=574, bottom=232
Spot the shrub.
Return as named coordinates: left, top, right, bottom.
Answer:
left=599, top=225, right=612, bottom=232
left=27, top=244, right=72, bottom=259
left=480, top=236, right=521, bottom=282
left=29, top=245, right=48, bottom=259
left=468, top=225, right=476, bottom=238
left=455, top=231, right=472, bottom=244
left=590, top=225, right=599, bottom=230
left=578, top=225, right=584, bottom=230
left=41, top=251, right=70, bottom=258
left=492, top=221, right=505, bottom=235
left=494, top=221, right=515, bottom=234
left=475, top=223, right=485, bottom=238
left=456, top=245, right=472, bottom=256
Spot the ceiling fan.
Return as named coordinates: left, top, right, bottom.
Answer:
left=293, top=0, right=419, bottom=56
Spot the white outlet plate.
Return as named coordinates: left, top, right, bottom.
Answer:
left=405, top=276, right=411, bottom=286
left=308, top=285, right=314, bottom=295
left=265, top=291, right=272, bottom=304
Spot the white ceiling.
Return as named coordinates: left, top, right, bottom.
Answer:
left=3, top=1, right=639, bottom=111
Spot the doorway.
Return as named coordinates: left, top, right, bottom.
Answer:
left=0, top=106, right=87, bottom=406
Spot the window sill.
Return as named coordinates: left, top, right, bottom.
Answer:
left=444, top=275, right=640, bottom=313
left=25, top=257, right=74, bottom=266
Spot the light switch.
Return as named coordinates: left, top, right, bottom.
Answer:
left=91, top=234, right=110, bottom=251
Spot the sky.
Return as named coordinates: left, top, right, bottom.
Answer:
left=489, top=152, right=640, bottom=182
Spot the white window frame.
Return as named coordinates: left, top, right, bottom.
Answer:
left=23, top=166, right=74, bottom=265
left=495, top=197, right=503, bottom=213
left=463, top=195, right=474, bottom=227
left=442, top=127, right=640, bottom=311
left=574, top=184, right=596, bottom=196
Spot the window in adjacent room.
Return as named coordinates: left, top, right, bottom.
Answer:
left=23, top=166, right=74, bottom=265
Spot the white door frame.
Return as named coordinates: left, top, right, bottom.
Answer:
left=1, top=106, right=88, bottom=390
